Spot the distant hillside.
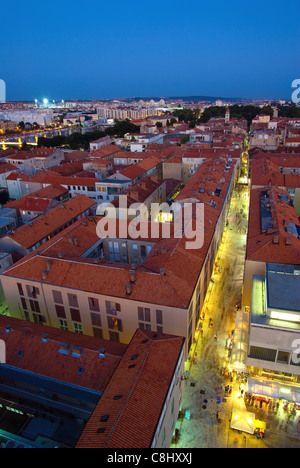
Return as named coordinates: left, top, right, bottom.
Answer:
left=118, top=95, right=241, bottom=103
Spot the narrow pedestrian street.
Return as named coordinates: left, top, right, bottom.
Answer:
left=171, top=179, right=300, bottom=449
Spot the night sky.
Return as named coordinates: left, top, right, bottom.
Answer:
left=1, top=0, right=299, bottom=101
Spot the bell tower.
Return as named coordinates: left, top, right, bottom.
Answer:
left=225, top=106, right=230, bottom=123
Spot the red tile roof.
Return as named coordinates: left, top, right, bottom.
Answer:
left=246, top=186, right=300, bottom=264
left=5, top=184, right=68, bottom=213
left=0, top=162, right=18, bottom=174
left=18, top=197, right=51, bottom=213
left=5, top=195, right=96, bottom=250
left=90, top=145, right=121, bottom=159
left=0, top=315, right=126, bottom=393
left=76, top=329, right=184, bottom=448
left=3, top=158, right=236, bottom=309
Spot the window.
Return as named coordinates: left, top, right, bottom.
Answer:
left=26, top=285, right=39, bottom=298
left=277, top=351, right=290, bottom=364
left=109, top=331, right=119, bottom=342
left=70, top=308, right=81, bottom=322
left=17, top=283, right=24, bottom=296
left=249, top=346, right=277, bottom=362
left=107, top=316, right=122, bottom=332
left=55, top=305, right=66, bottom=319
left=88, top=297, right=99, bottom=312
left=68, top=293, right=78, bottom=308
left=91, top=312, right=101, bottom=327
left=59, top=319, right=68, bottom=331
left=156, top=309, right=163, bottom=325
left=93, top=327, right=103, bottom=339
left=138, top=306, right=150, bottom=322
left=106, top=301, right=121, bottom=314
left=30, top=300, right=40, bottom=313
left=21, top=297, right=27, bottom=310
left=74, top=323, right=83, bottom=334
left=157, top=326, right=163, bottom=334
left=33, top=313, right=45, bottom=324
left=53, top=290, right=63, bottom=304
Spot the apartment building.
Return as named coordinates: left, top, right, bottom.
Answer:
left=76, top=328, right=185, bottom=449
left=0, top=194, right=96, bottom=256
left=243, top=185, right=300, bottom=308
left=89, top=136, right=112, bottom=151
left=5, top=148, right=64, bottom=175
left=90, top=145, right=122, bottom=161
left=240, top=184, right=300, bottom=401
left=5, top=184, right=69, bottom=225
left=249, top=130, right=280, bottom=151
left=0, top=162, right=18, bottom=189
left=95, top=156, right=161, bottom=204
left=0, top=207, right=18, bottom=238
left=5, top=152, right=36, bottom=176
left=0, top=157, right=237, bottom=356
left=250, top=155, right=300, bottom=215
left=106, top=176, right=167, bottom=222
left=6, top=172, right=100, bottom=203
left=0, top=315, right=184, bottom=448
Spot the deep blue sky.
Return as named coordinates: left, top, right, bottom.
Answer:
left=1, top=0, right=299, bottom=101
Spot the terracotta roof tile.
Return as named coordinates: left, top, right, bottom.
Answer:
left=76, top=329, right=184, bottom=448
left=5, top=195, right=96, bottom=249
left=246, top=186, right=300, bottom=264
left=3, top=158, right=236, bottom=309
left=0, top=315, right=126, bottom=393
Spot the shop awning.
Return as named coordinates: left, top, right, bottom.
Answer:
left=247, top=377, right=300, bottom=404
left=230, top=408, right=255, bottom=434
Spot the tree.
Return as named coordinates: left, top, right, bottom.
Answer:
left=181, top=135, right=190, bottom=144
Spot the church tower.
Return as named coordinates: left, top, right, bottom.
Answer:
left=225, top=106, right=230, bottom=123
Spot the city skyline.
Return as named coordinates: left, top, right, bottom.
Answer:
left=1, top=0, right=299, bottom=102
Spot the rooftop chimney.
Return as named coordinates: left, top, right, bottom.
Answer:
left=42, top=269, right=48, bottom=280
left=126, top=283, right=132, bottom=295
left=130, top=269, right=136, bottom=283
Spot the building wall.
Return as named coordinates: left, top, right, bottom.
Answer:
left=242, top=259, right=266, bottom=308
left=162, top=162, right=182, bottom=181
left=152, top=346, right=185, bottom=448
left=33, top=149, right=65, bottom=171
left=1, top=274, right=189, bottom=351
left=248, top=323, right=300, bottom=377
